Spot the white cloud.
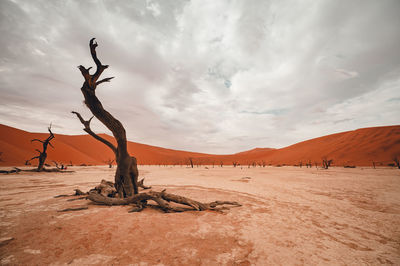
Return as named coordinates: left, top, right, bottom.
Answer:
left=0, top=0, right=399, bottom=153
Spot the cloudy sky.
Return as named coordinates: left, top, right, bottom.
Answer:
left=1, top=0, right=399, bottom=154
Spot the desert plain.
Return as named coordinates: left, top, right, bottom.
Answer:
left=0, top=165, right=399, bottom=265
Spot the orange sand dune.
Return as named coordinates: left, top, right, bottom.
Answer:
left=0, top=124, right=399, bottom=167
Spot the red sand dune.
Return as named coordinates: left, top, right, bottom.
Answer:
left=0, top=124, right=399, bottom=167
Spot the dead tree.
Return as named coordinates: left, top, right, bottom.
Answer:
left=188, top=158, right=194, bottom=168
left=73, top=39, right=239, bottom=212
left=393, top=155, right=400, bottom=169
left=232, top=161, right=238, bottom=167
left=322, top=158, right=333, bottom=169
left=75, top=38, right=140, bottom=197
left=52, top=161, right=65, bottom=170
left=26, top=125, right=55, bottom=171
left=105, top=159, right=115, bottom=168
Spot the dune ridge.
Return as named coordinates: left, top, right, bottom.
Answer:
left=0, top=124, right=399, bottom=167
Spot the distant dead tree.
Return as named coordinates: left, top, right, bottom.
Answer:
left=26, top=125, right=55, bottom=172
left=105, top=159, right=115, bottom=168
left=322, top=158, right=333, bottom=169
left=220, top=161, right=223, bottom=167
left=70, top=38, right=240, bottom=212
left=52, top=161, right=65, bottom=170
left=393, top=155, right=400, bottom=169
left=372, top=161, right=376, bottom=169
left=188, top=158, right=194, bottom=168
left=299, top=161, right=303, bottom=168
left=233, top=161, right=238, bottom=167
left=262, top=161, right=266, bottom=167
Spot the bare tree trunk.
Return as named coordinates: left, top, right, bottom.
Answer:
left=77, top=38, right=138, bottom=197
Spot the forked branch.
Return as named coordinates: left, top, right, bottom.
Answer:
left=72, top=111, right=117, bottom=154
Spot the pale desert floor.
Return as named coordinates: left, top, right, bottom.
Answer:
left=0, top=166, right=399, bottom=265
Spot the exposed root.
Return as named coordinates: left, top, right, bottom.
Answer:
left=58, top=206, right=88, bottom=212
left=74, top=189, right=88, bottom=195
left=54, top=189, right=88, bottom=198
left=54, top=194, right=70, bottom=198
left=63, top=178, right=241, bottom=213
left=67, top=196, right=87, bottom=202
left=0, top=168, right=21, bottom=174
left=138, top=178, right=151, bottom=189
left=87, top=189, right=241, bottom=213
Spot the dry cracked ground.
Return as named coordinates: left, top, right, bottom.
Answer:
left=0, top=166, right=399, bottom=265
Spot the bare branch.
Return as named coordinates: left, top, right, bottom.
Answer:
left=89, top=38, right=108, bottom=83
left=78, top=65, right=92, bottom=85
left=71, top=111, right=92, bottom=130
left=47, top=125, right=55, bottom=140
left=28, top=155, right=40, bottom=162
left=72, top=111, right=117, bottom=154
left=52, top=161, right=61, bottom=169
left=96, top=77, right=114, bottom=86
left=31, top=139, right=44, bottom=143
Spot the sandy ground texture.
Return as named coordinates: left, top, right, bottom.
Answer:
left=0, top=166, right=399, bottom=265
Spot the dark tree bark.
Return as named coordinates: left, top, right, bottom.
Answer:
left=76, top=38, right=138, bottom=197
left=26, top=126, right=55, bottom=171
